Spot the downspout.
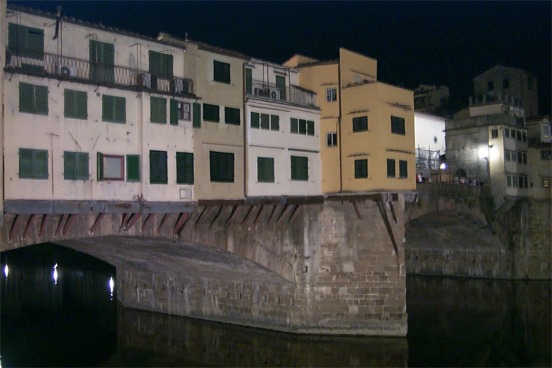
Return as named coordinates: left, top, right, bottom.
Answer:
left=243, top=61, right=248, bottom=199
left=337, top=59, right=343, bottom=192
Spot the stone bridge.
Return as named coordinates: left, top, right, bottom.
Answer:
left=0, top=193, right=411, bottom=336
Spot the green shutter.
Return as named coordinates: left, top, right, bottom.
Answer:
left=307, top=120, right=314, bottom=136
left=210, top=151, right=233, bottom=182
left=64, top=152, right=76, bottom=180
left=251, top=112, right=260, bottom=128
left=257, top=157, right=274, bottom=183
left=245, top=68, right=252, bottom=95
left=177, top=152, right=194, bottom=184
left=355, top=159, right=368, bottom=179
left=78, top=153, right=89, bottom=180
left=34, top=150, right=48, bottom=179
left=97, top=152, right=104, bottom=180
left=149, top=50, right=161, bottom=76
left=193, top=103, right=201, bottom=128
left=291, top=156, right=308, bottom=181
left=90, top=40, right=114, bottom=83
left=19, top=82, right=33, bottom=113
left=170, top=99, right=179, bottom=125
left=34, top=85, right=48, bottom=115
left=387, top=159, right=396, bottom=178
left=276, top=75, right=286, bottom=100
left=64, top=90, right=74, bottom=117
left=65, top=90, right=87, bottom=119
left=9, top=24, right=44, bottom=59
left=76, top=91, right=87, bottom=119
left=19, top=149, right=34, bottom=178
left=299, top=119, right=307, bottom=134
left=115, top=96, right=126, bottom=123
left=102, top=95, right=112, bottom=121
left=150, top=150, right=167, bottom=184
left=126, top=155, right=140, bottom=181
left=150, top=96, right=166, bottom=123
left=271, top=115, right=280, bottom=131
left=291, top=118, right=298, bottom=133
left=260, top=114, right=270, bottom=129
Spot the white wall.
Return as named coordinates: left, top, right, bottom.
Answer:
left=414, top=112, right=446, bottom=153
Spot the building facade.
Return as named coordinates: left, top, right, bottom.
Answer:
left=414, top=112, right=446, bottom=176
left=526, top=116, right=551, bottom=200
left=414, top=84, right=450, bottom=116
left=285, top=48, right=416, bottom=194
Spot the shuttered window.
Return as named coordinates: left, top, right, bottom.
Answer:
left=176, top=152, right=194, bottom=184
left=193, top=103, right=201, bottom=128
left=290, top=118, right=298, bottom=133
left=271, top=115, right=280, bottom=131
left=150, top=150, right=168, bottom=184
left=149, top=50, right=173, bottom=78
left=354, top=159, right=368, bottom=179
left=126, top=155, right=140, bottom=182
left=64, top=89, right=87, bottom=119
left=291, top=156, right=308, bottom=181
left=19, top=148, right=48, bottom=179
left=307, top=120, right=315, bottom=136
left=210, top=151, right=234, bottom=183
left=150, top=96, right=166, bottom=124
left=64, top=151, right=89, bottom=180
left=102, top=95, right=126, bottom=123
left=245, top=68, right=252, bottom=94
left=170, top=99, right=179, bottom=125
left=19, top=82, right=48, bottom=115
left=213, top=60, right=230, bottom=83
left=203, top=104, right=219, bottom=122
left=275, top=75, right=286, bottom=100
left=257, top=157, right=275, bottom=183
left=399, top=160, right=408, bottom=178
left=353, top=116, right=368, bottom=132
left=8, top=23, right=44, bottom=59
left=89, top=40, right=114, bottom=83
left=251, top=112, right=260, bottom=128
left=225, top=107, right=241, bottom=125
left=261, top=114, right=270, bottom=130
left=387, top=159, right=396, bottom=178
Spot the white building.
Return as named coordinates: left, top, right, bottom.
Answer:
left=414, top=112, right=446, bottom=176
left=244, top=59, right=321, bottom=198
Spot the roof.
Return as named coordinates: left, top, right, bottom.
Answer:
left=473, top=64, right=537, bottom=80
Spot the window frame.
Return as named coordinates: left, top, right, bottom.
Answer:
left=150, top=96, right=167, bottom=124
left=19, top=82, right=48, bottom=115
left=327, top=132, right=338, bottom=147
left=19, top=148, right=48, bottom=179
left=326, top=87, right=337, bottom=102
left=63, top=151, right=89, bottom=181
left=64, top=89, right=87, bottom=119
left=102, top=94, right=126, bottom=123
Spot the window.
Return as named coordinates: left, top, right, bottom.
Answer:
left=64, top=89, right=87, bottom=119
left=150, top=150, right=168, bottom=184
left=519, top=175, right=528, bottom=189
left=245, top=68, right=252, bottom=95
left=504, top=150, right=512, bottom=161
left=63, top=151, right=89, bottom=180
left=19, top=83, right=48, bottom=115
left=307, top=120, right=315, bottom=136
left=505, top=129, right=510, bottom=139
left=327, top=132, right=338, bottom=147
left=150, top=96, right=167, bottom=124
left=261, top=114, right=270, bottom=130
left=193, top=103, right=201, bottom=128
left=487, top=81, right=494, bottom=91
left=543, top=179, right=550, bottom=188
left=126, top=155, right=140, bottom=182
left=502, top=79, right=509, bottom=88
left=522, top=131, right=527, bottom=142
left=491, top=129, right=498, bottom=139
left=213, top=60, right=230, bottom=84
left=399, top=160, right=408, bottom=178
left=210, top=151, right=234, bottom=183
left=387, top=159, right=396, bottom=178
left=542, top=123, right=552, bottom=138
left=391, top=116, right=405, bottom=135
left=251, top=112, right=279, bottom=131
left=225, top=107, right=241, bottom=125
left=290, top=118, right=298, bottom=133
left=257, top=157, right=275, bottom=183
left=326, top=88, right=337, bottom=102
left=251, top=112, right=260, bottom=128
left=299, top=119, right=307, bottom=135
left=102, top=95, right=126, bottom=123
left=506, top=175, right=513, bottom=188
left=203, top=103, right=219, bottom=122
left=178, top=101, right=191, bottom=121
left=97, top=153, right=124, bottom=181
left=149, top=50, right=173, bottom=78
left=271, top=115, right=280, bottom=131
left=19, top=148, right=48, bottom=179
left=354, top=159, right=368, bottom=179
left=176, top=152, right=194, bottom=184
left=276, top=75, right=286, bottom=100
left=353, top=116, right=368, bottom=132
left=290, top=118, right=315, bottom=136
left=89, top=40, right=114, bottom=83
left=8, top=23, right=44, bottom=59
left=541, top=150, right=552, bottom=160
left=516, top=130, right=522, bottom=141
left=291, top=156, right=308, bottom=181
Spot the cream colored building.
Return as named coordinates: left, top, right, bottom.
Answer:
left=244, top=59, right=320, bottom=198
left=3, top=6, right=200, bottom=213
left=285, top=48, right=415, bottom=194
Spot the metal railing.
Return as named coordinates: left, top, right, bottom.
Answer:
left=5, top=48, right=193, bottom=95
left=247, top=79, right=317, bottom=108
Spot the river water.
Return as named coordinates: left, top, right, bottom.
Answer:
left=1, top=243, right=550, bottom=367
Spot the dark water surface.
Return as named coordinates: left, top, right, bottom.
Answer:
left=1, top=243, right=550, bottom=367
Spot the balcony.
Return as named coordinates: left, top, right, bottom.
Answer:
left=5, top=48, right=193, bottom=96
left=247, top=79, right=317, bottom=109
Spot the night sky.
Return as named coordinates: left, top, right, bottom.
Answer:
left=8, top=0, right=552, bottom=115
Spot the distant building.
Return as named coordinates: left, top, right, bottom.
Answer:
left=472, top=65, right=539, bottom=118
left=414, top=112, right=446, bottom=176
left=285, top=49, right=415, bottom=194
left=526, top=116, right=551, bottom=200
left=414, top=84, right=450, bottom=116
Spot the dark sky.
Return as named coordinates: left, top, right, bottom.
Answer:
left=8, top=0, right=552, bottom=115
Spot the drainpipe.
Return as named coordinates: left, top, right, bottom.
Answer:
left=337, top=58, right=343, bottom=192
left=243, top=61, right=248, bottom=199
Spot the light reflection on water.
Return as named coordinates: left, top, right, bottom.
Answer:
left=1, top=243, right=550, bottom=367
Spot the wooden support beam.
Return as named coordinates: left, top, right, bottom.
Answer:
left=194, top=207, right=209, bottom=228
left=267, top=204, right=277, bottom=224
left=90, top=213, right=106, bottom=234
left=389, top=201, right=398, bottom=224
left=209, top=206, right=224, bottom=229
left=241, top=205, right=254, bottom=225
left=119, top=213, right=129, bottom=232
left=157, top=213, right=170, bottom=234
left=225, top=206, right=238, bottom=231
left=22, top=214, right=36, bottom=240
left=173, top=212, right=191, bottom=235
left=9, top=214, right=22, bottom=242
left=375, top=198, right=400, bottom=272
left=253, top=205, right=264, bottom=226
left=352, top=200, right=362, bottom=219
left=276, top=204, right=289, bottom=224
left=39, top=214, right=48, bottom=237
left=126, top=213, right=141, bottom=231
left=62, top=214, right=77, bottom=236
left=288, top=205, right=300, bottom=225
left=55, top=214, right=66, bottom=237
left=141, top=213, right=154, bottom=232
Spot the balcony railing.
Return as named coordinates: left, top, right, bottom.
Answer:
left=247, top=79, right=317, bottom=108
left=5, top=48, right=193, bottom=95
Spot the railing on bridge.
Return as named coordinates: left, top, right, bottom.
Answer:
left=248, top=79, right=317, bottom=109
left=5, top=48, right=194, bottom=96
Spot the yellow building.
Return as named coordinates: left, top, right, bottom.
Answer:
left=285, top=48, right=415, bottom=194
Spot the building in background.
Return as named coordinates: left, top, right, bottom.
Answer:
left=414, top=112, right=446, bottom=178
left=414, top=84, right=450, bottom=117
left=285, top=48, right=415, bottom=195
left=526, top=116, right=551, bottom=200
